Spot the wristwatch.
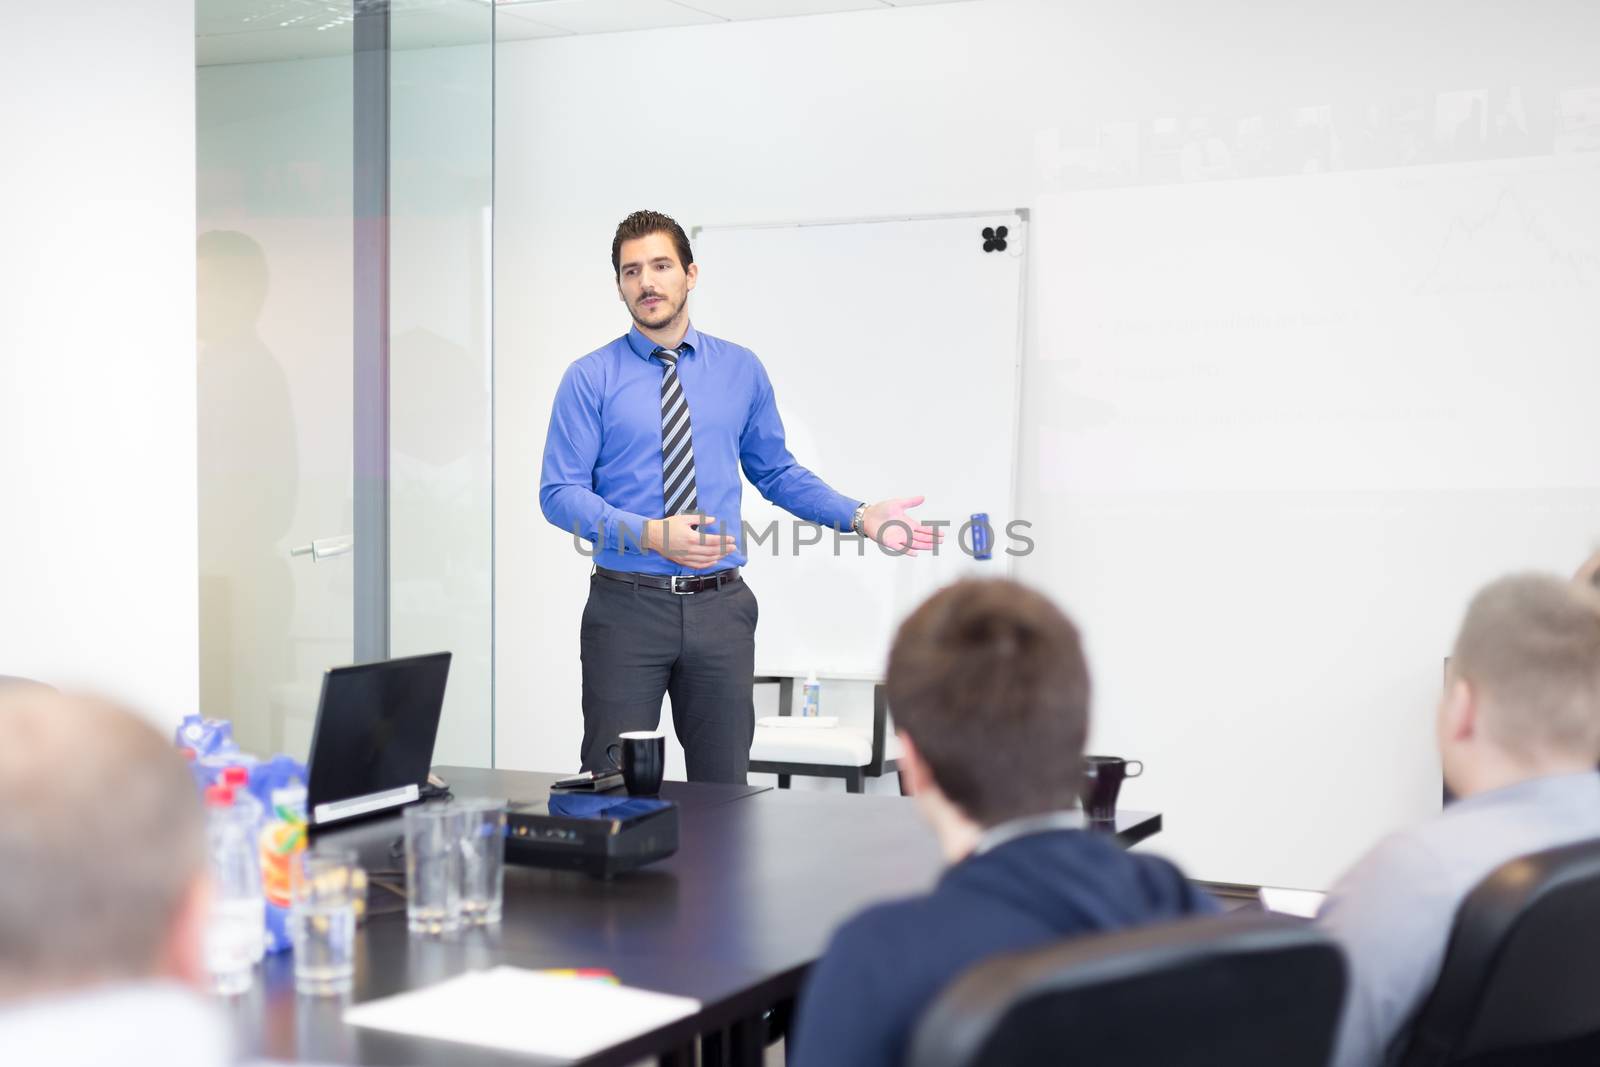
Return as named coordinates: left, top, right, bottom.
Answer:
left=850, top=502, right=868, bottom=536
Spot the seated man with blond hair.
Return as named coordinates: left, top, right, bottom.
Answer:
left=790, top=578, right=1217, bottom=1067
left=1319, top=573, right=1600, bottom=1067
left=0, top=689, right=228, bottom=1066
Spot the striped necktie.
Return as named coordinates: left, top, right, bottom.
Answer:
left=654, top=346, right=699, bottom=517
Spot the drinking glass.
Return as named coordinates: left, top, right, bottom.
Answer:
left=289, top=850, right=363, bottom=995
left=456, top=798, right=506, bottom=926
left=404, top=804, right=463, bottom=936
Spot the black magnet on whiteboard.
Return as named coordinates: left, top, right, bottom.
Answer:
left=981, top=225, right=1009, bottom=253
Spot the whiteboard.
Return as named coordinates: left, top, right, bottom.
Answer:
left=691, top=213, right=1026, bottom=676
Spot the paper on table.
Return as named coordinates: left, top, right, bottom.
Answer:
left=343, top=966, right=701, bottom=1060
left=1257, top=886, right=1328, bottom=919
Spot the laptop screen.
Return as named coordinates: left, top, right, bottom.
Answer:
left=306, top=651, right=451, bottom=825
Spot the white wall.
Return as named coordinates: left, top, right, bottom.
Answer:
left=0, top=0, right=198, bottom=727
left=494, top=0, right=1600, bottom=885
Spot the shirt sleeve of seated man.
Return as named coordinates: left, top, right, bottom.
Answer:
left=1316, top=830, right=1456, bottom=1067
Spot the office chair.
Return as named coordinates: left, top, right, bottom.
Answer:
left=1395, top=837, right=1600, bottom=1067
left=908, top=912, right=1346, bottom=1067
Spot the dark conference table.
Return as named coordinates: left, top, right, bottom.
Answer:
left=232, top=766, right=1164, bottom=1067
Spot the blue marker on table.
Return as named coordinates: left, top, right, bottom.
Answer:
left=970, top=513, right=993, bottom=561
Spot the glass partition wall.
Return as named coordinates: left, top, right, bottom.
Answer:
left=196, top=0, right=494, bottom=765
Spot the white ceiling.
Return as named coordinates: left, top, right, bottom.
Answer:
left=196, top=0, right=976, bottom=66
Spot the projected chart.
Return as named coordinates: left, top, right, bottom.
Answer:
left=1418, top=184, right=1600, bottom=294
left=1023, top=153, right=1600, bottom=890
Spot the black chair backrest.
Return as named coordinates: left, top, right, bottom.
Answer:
left=908, top=912, right=1346, bottom=1067
left=1397, top=837, right=1600, bottom=1066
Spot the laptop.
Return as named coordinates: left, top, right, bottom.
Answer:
left=305, top=651, right=452, bottom=826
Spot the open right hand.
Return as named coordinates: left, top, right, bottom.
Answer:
left=646, top=513, right=738, bottom=570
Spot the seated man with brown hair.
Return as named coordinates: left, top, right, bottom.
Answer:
left=0, top=689, right=228, bottom=1066
left=789, top=578, right=1217, bottom=1067
left=1318, top=573, right=1600, bottom=1067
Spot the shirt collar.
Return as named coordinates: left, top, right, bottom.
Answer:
left=625, top=322, right=701, bottom=362
left=972, top=809, right=1084, bottom=857
left=1449, top=769, right=1600, bottom=814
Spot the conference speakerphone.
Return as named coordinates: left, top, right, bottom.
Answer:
left=504, top=796, right=678, bottom=879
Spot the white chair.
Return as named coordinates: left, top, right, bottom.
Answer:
left=749, top=676, right=904, bottom=794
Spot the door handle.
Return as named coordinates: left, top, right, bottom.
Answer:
left=289, top=535, right=354, bottom=562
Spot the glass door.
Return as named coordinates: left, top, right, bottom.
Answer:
left=196, top=0, right=493, bottom=764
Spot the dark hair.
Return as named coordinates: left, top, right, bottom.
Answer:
left=611, top=210, right=694, bottom=279
left=887, top=579, right=1090, bottom=826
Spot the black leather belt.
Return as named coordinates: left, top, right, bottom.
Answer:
left=594, top=565, right=741, bottom=595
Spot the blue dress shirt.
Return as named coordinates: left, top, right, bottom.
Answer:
left=540, top=323, right=859, bottom=575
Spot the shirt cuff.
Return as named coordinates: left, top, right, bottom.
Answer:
left=829, top=497, right=862, bottom=533
left=607, top=510, right=653, bottom=554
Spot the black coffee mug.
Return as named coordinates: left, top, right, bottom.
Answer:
left=1079, top=755, right=1144, bottom=822
left=606, top=731, right=666, bottom=796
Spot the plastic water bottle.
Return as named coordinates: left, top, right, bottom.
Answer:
left=204, top=785, right=264, bottom=994
left=178, top=746, right=208, bottom=791
left=220, top=767, right=266, bottom=962
left=221, top=766, right=262, bottom=821
left=802, top=670, right=822, bottom=718
left=196, top=749, right=256, bottom=792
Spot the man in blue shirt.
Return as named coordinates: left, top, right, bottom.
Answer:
left=540, top=210, right=939, bottom=783
left=790, top=578, right=1218, bottom=1067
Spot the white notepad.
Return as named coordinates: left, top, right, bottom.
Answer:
left=1258, top=887, right=1328, bottom=919
left=343, top=966, right=701, bottom=1060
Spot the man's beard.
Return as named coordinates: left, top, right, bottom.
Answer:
left=630, top=292, right=682, bottom=330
